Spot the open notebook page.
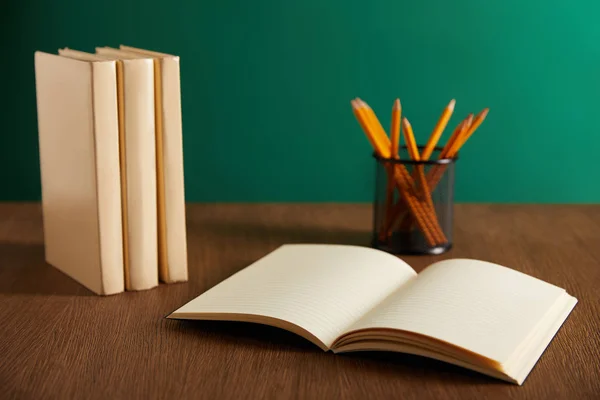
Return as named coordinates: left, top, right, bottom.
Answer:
left=341, top=259, right=572, bottom=364
left=169, top=244, right=416, bottom=349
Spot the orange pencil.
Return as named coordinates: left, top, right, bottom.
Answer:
left=401, top=117, right=420, bottom=161
left=421, top=99, right=456, bottom=160
left=391, top=99, right=401, bottom=158
left=356, top=98, right=391, bottom=155
left=401, top=118, right=443, bottom=243
left=380, top=99, right=402, bottom=239
left=429, top=109, right=488, bottom=189
left=448, top=108, right=489, bottom=157
left=440, top=113, right=473, bottom=159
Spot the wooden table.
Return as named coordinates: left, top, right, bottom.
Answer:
left=0, top=203, right=598, bottom=399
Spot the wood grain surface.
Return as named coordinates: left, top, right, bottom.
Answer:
left=0, top=203, right=598, bottom=399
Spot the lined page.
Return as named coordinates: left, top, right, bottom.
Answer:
left=170, top=244, right=416, bottom=348
left=344, top=259, right=568, bottom=363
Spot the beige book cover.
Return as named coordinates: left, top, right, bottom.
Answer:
left=168, top=244, right=578, bottom=385
left=34, top=51, right=124, bottom=295
left=95, top=45, right=188, bottom=284
left=58, top=48, right=159, bottom=292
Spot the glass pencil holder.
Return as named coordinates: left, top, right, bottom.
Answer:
left=371, top=146, right=456, bottom=255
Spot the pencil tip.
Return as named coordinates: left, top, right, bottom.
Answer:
left=448, top=99, right=456, bottom=110
left=393, top=98, right=401, bottom=109
left=475, top=108, right=489, bottom=120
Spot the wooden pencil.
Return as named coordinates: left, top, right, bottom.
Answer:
left=428, top=109, right=488, bottom=190
left=447, top=108, right=489, bottom=157
left=380, top=99, right=402, bottom=240
left=357, top=99, right=392, bottom=156
left=425, top=113, right=473, bottom=190
left=421, top=99, right=456, bottom=160
left=391, top=99, right=401, bottom=158
left=441, top=114, right=473, bottom=158
left=401, top=117, right=420, bottom=161
left=400, top=117, right=444, bottom=243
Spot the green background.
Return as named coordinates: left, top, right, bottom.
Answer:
left=2, top=0, right=599, bottom=203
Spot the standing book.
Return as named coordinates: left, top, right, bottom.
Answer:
left=34, top=51, right=124, bottom=295
left=168, top=244, right=577, bottom=384
left=59, top=48, right=159, bottom=291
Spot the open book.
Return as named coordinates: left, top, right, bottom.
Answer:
left=168, top=244, right=577, bottom=384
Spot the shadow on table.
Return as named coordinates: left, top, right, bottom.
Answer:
left=0, top=242, right=94, bottom=296
left=166, top=319, right=501, bottom=386
left=191, top=220, right=372, bottom=247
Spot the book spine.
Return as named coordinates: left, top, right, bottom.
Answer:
left=122, top=59, right=159, bottom=291
left=159, top=56, right=188, bottom=283
left=91, top=61, right=125, bottom=295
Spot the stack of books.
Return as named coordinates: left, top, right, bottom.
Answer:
left=34, top=45, right=188, bottom=295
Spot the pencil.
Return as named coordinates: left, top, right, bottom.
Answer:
left=357, top=99, right=392, bottom=156
left=381, top=99, right=402, bottom=239
left=421, top=99, right=456, bottom=160
left=402, top=117, right=420, bottom=161
left=428, top=109, right=487, bottom=190
left=402, top=117, right=435, bottom=209
left=448, top=108, right=489, bottom=157
left=401, top=118, right=445, bottom=243
left=400, top=117, right=442, bottom=242
left=440, top=113, right=473, bottom=159
left=391, top=99, right=401, bottom=158
left=351, top=100, right=379, bottom=151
